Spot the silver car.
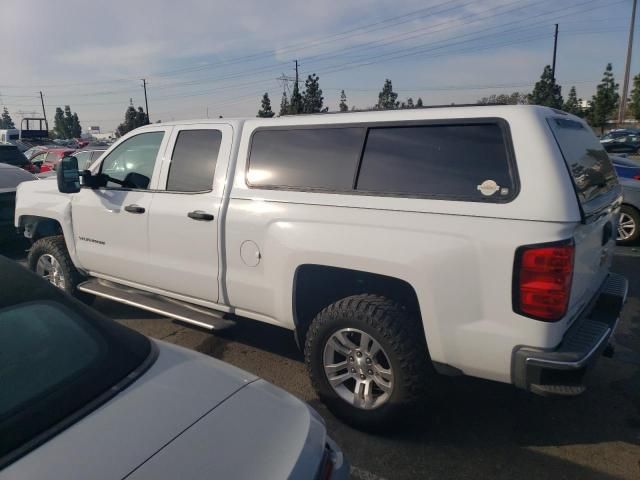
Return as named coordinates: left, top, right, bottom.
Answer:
left=0, top=257, right=349, bottom=479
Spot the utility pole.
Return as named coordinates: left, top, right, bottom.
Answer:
left=141, top=79, right=150, bottom=124
left=618, top=0, right=637, bottom=125
left=551, top=23, right=559, bottom=85
left=39, top=91, right=47, bottom=129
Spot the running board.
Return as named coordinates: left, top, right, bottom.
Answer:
left=78, top=279, right=235, bottom=330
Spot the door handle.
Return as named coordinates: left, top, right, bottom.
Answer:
left=188, top=210, right=214, bottom=221
left=124, top=204, right=145, bottom=214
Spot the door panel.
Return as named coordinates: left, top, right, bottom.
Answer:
left=72, top=189, right=153, bottom=285
left=72, top=128, right=172, bottom=284
left=147, top=124, right=232, bottom=302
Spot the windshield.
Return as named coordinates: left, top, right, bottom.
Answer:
left=0, top=300, right=152, bottom=465
left=0, top=147, right=27, bottom=166
left=548, top=118, right=618, bottom=212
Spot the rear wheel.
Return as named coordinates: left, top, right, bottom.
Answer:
left=28, top=235, right=92, bottom=301
left=617, top=205, right=640, bottom=245
left=305, top=294, right=434, bottom=431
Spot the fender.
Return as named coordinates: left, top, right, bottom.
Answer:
left=15, top=179, right=82, bottom=269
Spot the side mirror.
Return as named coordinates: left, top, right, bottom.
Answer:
left=57, top=156, right=81, bottom=193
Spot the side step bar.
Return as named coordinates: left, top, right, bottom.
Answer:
left=78, top=279, right=235, bottom=330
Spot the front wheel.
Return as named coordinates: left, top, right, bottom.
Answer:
left=305, top=294, right=434, bottom=431
left=28, top=235, right=90, bottom=299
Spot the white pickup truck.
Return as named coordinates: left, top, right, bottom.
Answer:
left=14, top=105, right=628, bottom=429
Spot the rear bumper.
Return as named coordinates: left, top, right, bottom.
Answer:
left=512, top=272, right=628, bottom=396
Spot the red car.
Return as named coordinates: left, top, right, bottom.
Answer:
left=29, top=148, right=76, bottom=173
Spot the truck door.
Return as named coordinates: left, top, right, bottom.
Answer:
left=145, top=123, right=233, bottom=303
left=71, top=128, right=172, bottom=286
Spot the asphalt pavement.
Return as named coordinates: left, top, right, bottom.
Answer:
left=3, top=241, right=640, bottom=480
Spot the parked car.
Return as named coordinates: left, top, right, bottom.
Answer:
left=616, top=176, right=640, bottom=245
left=0, top=256, right=349, bottom=479
left=0, top=163, right=36, bottom=243
left=0, top=144, right=35, bottom=173
left=610, top=155, right=640, bottom=180
left=71, top=147, right=107, bottom=170
left=600, top=130, right=640, bottom=154
left=28, top=148, right=76, bottom=173
left=15, top=105, right=628, bottom=430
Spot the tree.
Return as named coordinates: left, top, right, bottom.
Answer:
left=407, top=97, right=414, bottom=109
left=302, top=74, right=324, bottom=113
left=71, top=112, right=82, bottom=137
left=135, top=107, right=148, bottom=127
left=477, top=92, right=528, bottom=105
left=377, top=79, right=398, bottom=110
left=629, top=73, right=640, bottom=121
left=116, top=99, right=147, bottom=137
left=279, top=92, right=290, bottom=116
left=563, top=86, right=582, bottom=116
left=0, top=107, right=15, bottom=129
left=590, top=63, right=619, bottom=132
left=528, top=65, right=563, bottom=109
left=290, top=79, right=303, bottom=114
left=339, top=90, right=348, bottom=112
left=257, top=92, right=275, bottom=118
left=53, top=107, right=68, bottom=139
left=63, top=105, right=76, bottom=137
left=416, top=97, right=423, bottom=108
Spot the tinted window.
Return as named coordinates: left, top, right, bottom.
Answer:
left=91, top=150, right=105, bottom=161
left=0, top=147, right=27, bottom=166
left=167, top=129, right=221, bottom=192
left=100, top=132, right=164, bottom=189
left=0, top=301, right=151, bottom=465
left=548, top=118, right=617, bottom=207
left=357, top=124, right=515, bottom=200
left=248, top=127, right=365, bottom=190
left=73, top=151, right=92, bottom=170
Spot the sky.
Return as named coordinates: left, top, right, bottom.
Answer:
left=0, top=0, right=637, bottom=133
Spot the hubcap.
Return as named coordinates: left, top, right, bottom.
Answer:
left=323, top=328, right=394, bottom=410
left=618, top=212, right=636, bottom=241
left=35, top=254, right=66, bottom=289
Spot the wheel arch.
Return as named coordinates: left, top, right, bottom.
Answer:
left=292, top=264, right=428, bottom=350
left=17, top=214, right=81, bottom=269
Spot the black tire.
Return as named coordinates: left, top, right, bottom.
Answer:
left=617, top=205, right=640, bottom=245
left=28, top=235, right=93, bottom=301
left=305, top=294, right=435, bottom=431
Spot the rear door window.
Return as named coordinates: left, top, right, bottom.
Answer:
left=548, top=118, right=618, bottom=212
left=167, top=129, right=222, bottom=192
left=356, top=123, right=516, bottom=201
left=248, top=127, right=365, bottom=190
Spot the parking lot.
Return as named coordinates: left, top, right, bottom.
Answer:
left=4, top=243, right=640, bottom=480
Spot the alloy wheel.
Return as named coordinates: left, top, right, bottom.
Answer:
left=35, top=254, right=66, bottom=289
left=618, top=212, right=636, bottom=241
left=323, top=328, right=394, bottom=410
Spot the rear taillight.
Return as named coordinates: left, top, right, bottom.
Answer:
left=633, top=175, right=640, bottom=180
left=513, top=240, right=574, bottom=321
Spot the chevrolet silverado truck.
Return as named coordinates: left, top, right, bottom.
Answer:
left=14, top=105, right=628, bottom=429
